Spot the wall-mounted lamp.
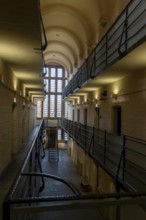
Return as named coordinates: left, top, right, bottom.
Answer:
left=12, top=96, right=17, bottom=111
left=83, top=99, right=90, bottom=108
left=84, top=99, right=89, bottom=105
left=1, top=75, right=4, bottom=84
left=112, top=93, right=118, bottom=100
left=94, top=99, right=99, bottom=108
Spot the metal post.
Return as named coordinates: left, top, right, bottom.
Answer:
left=122, top=135, right=126, bottom=182
left=3, top=200, right=10, bottom=220
left=92, top=126, right=94, bottom=154
left=104, top=130, right=107, bottom=164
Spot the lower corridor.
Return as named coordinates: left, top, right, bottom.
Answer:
left=35, top=149, right=103, bottom=220
left=39, top=148, right=83, bottom=197
left=0, top=128, right=100, bottom=220
left=1, top=126, right=146, bottom=220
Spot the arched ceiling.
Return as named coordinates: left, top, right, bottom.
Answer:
left=0, top=0, right=131, bottom=99
left=41, top=0, right=131, bottom=76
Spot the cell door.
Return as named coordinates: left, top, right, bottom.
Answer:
left=94, top=107, right=100, bottom=129
left=77, top=109, right=80, bottom=122
left=72, top=109, right=75, bottom=121
left=84, top=108, right=87, bottom=125
left=113, top=106, right=122, bottom=135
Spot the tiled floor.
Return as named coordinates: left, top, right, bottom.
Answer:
left=39, top=148, right=83, bottom=197
left=35, top=149, right=104, bottom=220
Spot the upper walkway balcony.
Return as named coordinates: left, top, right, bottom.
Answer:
left=62, top=118, right=146, bottom=193
left=62, top=0, right=146, bottom=99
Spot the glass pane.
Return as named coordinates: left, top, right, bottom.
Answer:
left=65, top=70, right=68, bottom=78
left=57, top=95, right=62, bottom=117
left=57, top=80, right=62, bottom=92
left=50, top=79, right=55, bottom=92
left=57, top=68, right=63, bottom=77
left=58, top=129, right=62, bottom=140
left=64, top=132, right=68, bottom=141
left=36, top=100, right=42, bottom=118
left=43, top=95, right=48, bottom=117
left=50, top=95, right=55, bottom=117
left=65, top=79, right=68, bottom=86
left=43, top=67, right=49, bottom=77
left=50, top=68, right=56, bottom=77
left=64, top=102, right=68, bottom=118
left=46, top=79, right=49, bottom=92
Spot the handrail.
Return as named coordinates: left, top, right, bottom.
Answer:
left=4, top=191, right=146, bottom=203
left=3, top=191, right=146, bottom=220
left=21, top=119, right=44, bottom=174
left=125, top=135, right=146, bottom=144
left=5, top=119, right=44, bottom=199
left=21, top=172, right=80, bottom=196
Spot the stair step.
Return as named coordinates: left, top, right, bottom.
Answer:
left=48, top=128, right=59, bottom=162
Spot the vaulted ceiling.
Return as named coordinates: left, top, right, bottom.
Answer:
left=41, top=0, right=131, bottom=75
left=0, top=0, right=133, bottom=99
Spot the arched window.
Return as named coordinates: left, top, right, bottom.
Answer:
left=43, top=65, right=68, bottom=119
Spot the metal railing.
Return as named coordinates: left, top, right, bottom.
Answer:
left=62, top=0, right=146, bottom=99
left=3, top=118, right=146, bottom=220
left=5, top=120, right=45, bottom=200
left=62, top=118, right=146, bottom=193
left=3, top=192, right=146, bottom=220
left=2, top=119, right=80, bottom=220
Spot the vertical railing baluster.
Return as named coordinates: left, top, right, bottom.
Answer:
left=29, top=151, right=33, bottom=197
left=92, top=126, right=94, bottom=155
left=106, top=34, right=108, bottom=66
left=3, top=200, right=10, bottom=220
left=104, top=130, right=107, bottom=164
left=122, top=135, right=126, bottom=182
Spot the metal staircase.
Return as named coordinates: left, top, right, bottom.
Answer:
left=47, top=128, right=59, bottom=162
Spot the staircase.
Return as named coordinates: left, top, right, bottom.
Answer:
left=47, top=128, right=59, bottom=162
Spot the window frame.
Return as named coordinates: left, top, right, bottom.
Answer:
left=43, top=65, right=68, bottom=119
